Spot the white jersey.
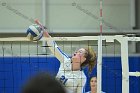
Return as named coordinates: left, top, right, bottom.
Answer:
left=46, top=39, right=87, bottom=93
left=56, top=57, right=86, bottom=93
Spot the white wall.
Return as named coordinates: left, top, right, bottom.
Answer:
left=0, top=0, right=42, bottom=29
left=0, top=0, right=132, bottom=33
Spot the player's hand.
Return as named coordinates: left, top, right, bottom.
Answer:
left=34, top=19, right=50, bottom=37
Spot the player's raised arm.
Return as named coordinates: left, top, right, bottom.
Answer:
left=45, top=35, right=69, bottom=62
left=35, top=19, right=69, bottom=62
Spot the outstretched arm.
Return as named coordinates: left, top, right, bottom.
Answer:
left=35, top=19, right=69, bottom=62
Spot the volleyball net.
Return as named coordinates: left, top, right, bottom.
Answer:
left=0, top=35, right=140, bottom=93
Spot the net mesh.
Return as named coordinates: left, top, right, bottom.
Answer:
left=0, top=36, right=139, bottom=93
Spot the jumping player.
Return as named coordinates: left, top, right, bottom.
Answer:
left=35, top=19, right=97, bottom=93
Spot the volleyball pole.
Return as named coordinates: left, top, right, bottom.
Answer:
left=97, top=0, right=103, bottom=93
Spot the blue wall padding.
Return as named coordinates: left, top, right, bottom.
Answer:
left=0, top=56, right=140, bottom=93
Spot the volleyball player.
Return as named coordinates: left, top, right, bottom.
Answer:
left=35, top=20, right=97, bottom=93
left=86, top=77, right=106, bottom=93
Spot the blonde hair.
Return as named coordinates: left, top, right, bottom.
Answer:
left=81, top=46, right=97, bottom=74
